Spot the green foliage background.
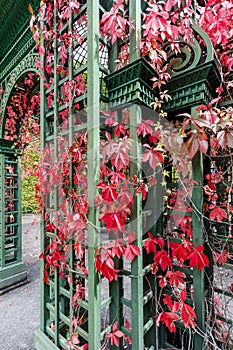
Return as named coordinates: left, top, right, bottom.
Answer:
left=21, top=141, right=40, bottom=214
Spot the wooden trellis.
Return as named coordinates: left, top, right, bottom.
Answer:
left=34, top=1, right=162, bottom=349
left=33, top=1, right=211, bottom=349
left=0, top=1, right=232, bottom=349
left=0, top=139, right=26, bottom=293
left=0, top=0, right=41, bottom=293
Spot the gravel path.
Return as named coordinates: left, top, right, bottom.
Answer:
left=0, top=215, right=40, bottom=350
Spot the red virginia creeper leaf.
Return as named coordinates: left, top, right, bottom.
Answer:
left=165, top=270, right=185, bottom=288
left=187, top=245, right=209, bottom=270
left=124, top=244, right=141, bottom=262
left=106, top=321, right=124, bottom=346
left=142, top=144, right=164, bottom=169
left=180, top=288, right=187, bottom=303
left=155, top=312, right=180, bottom=333
left=181, top=303, right=196, bottom=328
left=209, top=205, right=228, bottom=222
left=154, top=250, right=172, bottom=271
left=163, top=294, right=173, bottom=310
left=100, top=212, right=125, bottom=233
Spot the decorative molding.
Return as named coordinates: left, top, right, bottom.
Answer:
left=0, top=0, right=40, bottom=74
left=164, top=61, right=221, bottom=112
left=105, top=57, right=158, bottom=108
left=0, top=36, right=36, bottom=83
left=0, top=53, right=39, bottom=137
left=163, top=24, right=222, bottom=111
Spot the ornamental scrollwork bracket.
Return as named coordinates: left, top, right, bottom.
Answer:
left=164, top=23, right=221, bottom=77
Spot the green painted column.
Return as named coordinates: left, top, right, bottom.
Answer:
left=87, top=1, right=101, bottom=349
left=52, top=2, right=60, bottom=346
left=38, top=15, right=48, bottom=334
left=34, top=1, right=57, bottom=345
left=191, top=106, right=205, bottom=349
left=108, top=5, right=123, bottom=348
left=68, top=7, right=75, bottom=333
left=129, top=1, right=144, bottom=349
left=130, top=104, right=144, bottom=350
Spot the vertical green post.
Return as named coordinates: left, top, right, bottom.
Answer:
left=17, top=156, right=22, bottom=263
left=145, top=166, right=163, bottom=350
left=68, top=7, right=75, bottom=326
left=129, top=1, right=144, bottom=349
left=38, top=15, right=48, bottom=336
left=130, top=104, right=144, bottom=350
left=53, top=1, right=59, bottom=345
left=87, top=1, right=101, bottom=349
left=191, top=106, right=205, bottom=349
left=108, top=11, right=123, bottom=346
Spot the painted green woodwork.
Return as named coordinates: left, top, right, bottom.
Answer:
left=0, top=0, right=232, bottom=349
left=191, top=107, right=205, bottom=350
left=35, top=1, right=105, bottom=349
left=0, top=139, right=27, bottom=293
left=129, top=102, right=144, bottom=350
left=0, top=54, right=39, bottom=133
left=156, top=19, right=222, bottom=350
left=0, top=0, right=40, bottom=82
left=129, top=2, right=146, bottom=350
left=105, top=58, right=157, bottom=108
left=164, top=24, right=221, bottom=113
left=37, top=17, right=50, bottom=339
left=87, top=1, right=102, bottom=349
left=35, top=1, right=162, bottom=348
left=166, top=23, right=217, bottom=77
left=164, top=61, right=221, bottom=112
left=0, top=0, right=40, bottom=295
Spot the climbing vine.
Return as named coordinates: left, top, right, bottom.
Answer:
left=1, top=0, right=233, bottom=349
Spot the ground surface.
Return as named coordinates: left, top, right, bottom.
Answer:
left=0, top=215, right=40, bottom=350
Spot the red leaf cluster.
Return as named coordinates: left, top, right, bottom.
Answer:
left=106, top=321, right=124, bottom=346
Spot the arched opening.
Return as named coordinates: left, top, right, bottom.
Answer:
left=0, top=70, right=40, bottom=293
left=3, top=71, right=40, bottom=143
left=3, top=71, right=41, bottom=213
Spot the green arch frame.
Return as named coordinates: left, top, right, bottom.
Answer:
left=0, top=53, right=39, bottom=138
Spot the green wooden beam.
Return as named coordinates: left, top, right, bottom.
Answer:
left=129, top=2, right=145, bottom=349
left=68, top=8, right=75, bottom=330
left=52, top=2, right=60, bottom=346
left=191, top=106, right=205, bottom=349
left=18, top=156, right=22, bottom=262
left=130, top=105, right=144, bottom=350
left=38, top=16, right=49, bottom=336
left=87, top=1, right=101, bottom=349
